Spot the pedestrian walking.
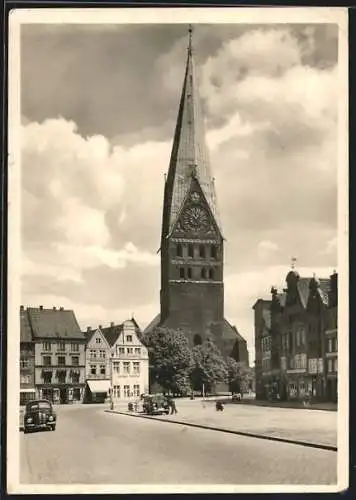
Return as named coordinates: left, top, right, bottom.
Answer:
left=170, top=399, right=178, bottom=414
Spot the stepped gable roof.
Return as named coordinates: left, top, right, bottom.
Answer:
left=20, top=308, right=32, bottom=342
left=162, top=26, right=222, bottom=238
left=26, top=307, right=85, bottom=340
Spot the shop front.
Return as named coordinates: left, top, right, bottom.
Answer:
left=20, top=388, right=36, bottom=406
left=36, top=385, right=84, bottom=404
left=84, top=379, right=111, bottom=403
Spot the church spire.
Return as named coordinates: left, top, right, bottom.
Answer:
left=162, top=24, right=221, bottom=238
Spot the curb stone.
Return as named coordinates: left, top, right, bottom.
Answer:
left=104, top=410, right=337, bottom=452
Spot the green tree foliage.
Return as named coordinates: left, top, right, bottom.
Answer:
left=190, top=340, right=228, bottom=395
left=226, top=357, right=251, bottom=394
left=144, top=327, right=193, bottom=395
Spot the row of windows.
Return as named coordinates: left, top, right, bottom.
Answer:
left=112, top=361, right=140, bottom=375
left=178, top=267, right=215, bottom=280
left=89, top=349, right=107, bottom=359
left=42, top=342, right=80, bottom=352
left=41, top=370, right=81, bottom=384
left=115, top=346, right=142, bottom=356
left=176, top=243, right=218, bottom=259
left=112, top=384, right=141, bottom=398
left=42, top=355, right=80, bottom=366
left=90, top=364, right=106, bottom=376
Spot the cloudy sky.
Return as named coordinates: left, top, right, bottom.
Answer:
left=19, top=20, right=339, bottom=364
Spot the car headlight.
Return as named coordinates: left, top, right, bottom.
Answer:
left=48, top=416, right=54, bottom=421
left=26, top=418, right=33, bottom=423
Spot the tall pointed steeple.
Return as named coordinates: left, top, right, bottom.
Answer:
left=144, top=24, right=249, bottom=370
left=163, top=25, right=220, bottom=238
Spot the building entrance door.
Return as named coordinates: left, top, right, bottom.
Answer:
left=59, top=387, right=67, bottom=404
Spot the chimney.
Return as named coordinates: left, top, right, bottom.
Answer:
left=20, top=305, right=24, bottom=311
left=87, top=326, right=91, bottom=332
left=53, top=306, right=56, bottom=310
left=39, top=305, right=43, bottom=310
left=99, top=325, right=102, bottom=329
left=59, top=307, right=64, bottom=311
left=110, top=322, right=114, bottom=327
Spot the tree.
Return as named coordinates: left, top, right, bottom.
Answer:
left=144, top=327, right=193, bottom=395
left=190, top=340, right=228, bottom=395
left=226, top=357, right=251, bottom=394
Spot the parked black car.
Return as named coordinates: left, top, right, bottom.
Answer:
left=23, top=399, right=57, bottom=433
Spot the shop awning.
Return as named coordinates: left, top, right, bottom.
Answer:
left=20, top=388, right=36, bottom=393
left=87, top=380, right=111, bottom=393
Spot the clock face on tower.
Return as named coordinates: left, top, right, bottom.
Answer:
left=182, top=206, right=210, bottom=232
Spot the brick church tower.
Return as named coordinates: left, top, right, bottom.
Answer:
left=144, top=26, right=249, bottom=364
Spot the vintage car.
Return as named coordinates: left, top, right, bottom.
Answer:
left=142, top=394, right=170, bottom=416
left=23, top=399, right=57, bottom=433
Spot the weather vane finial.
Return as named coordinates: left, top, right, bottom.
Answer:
left=291, top=256, right=297, bottom=269
left=188, top=24, right=193, bottom=54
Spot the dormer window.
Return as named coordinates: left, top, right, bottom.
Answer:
left=95, top=338, right=101, bottom=344
left=126, top=335, right=133, bottom=343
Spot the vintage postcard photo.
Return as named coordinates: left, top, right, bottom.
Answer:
left=7, top=6, right=348, bottom=494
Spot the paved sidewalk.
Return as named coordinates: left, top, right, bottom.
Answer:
left=107, top=400, right=337, bottom=450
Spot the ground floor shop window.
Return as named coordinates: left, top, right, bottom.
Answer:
left=20, top=391, right=36, bottom=405
left=72, top=388, right=81, bottom=401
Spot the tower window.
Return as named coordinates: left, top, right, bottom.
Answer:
left=176, top=244, right=183, bottom=257
left=187, top=268, right=192, bottom=279
left=211, top=245, right=218, bottom=259
left=201, top=268, right=207, bottom=279
left=188, top=244, right=194, bottom=258
left=179, top=268, right=185, bottom=279
left=209, top=268, right=214, bottom=280
left=199, top=244, right=206, bottom=258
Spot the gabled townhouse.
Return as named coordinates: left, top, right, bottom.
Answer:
left=254, top=268, right=336, bottom=403
left=25, top=306, right=86, bottom=404
left=83, top=326, right=112, bottom=403
left=101, top=318, right=149, bottom=401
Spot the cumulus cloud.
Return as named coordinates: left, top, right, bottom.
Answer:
left=19, top=24, right=340, bottom=364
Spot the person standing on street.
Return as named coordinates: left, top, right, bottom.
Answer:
left=170, top=398, right=178, bottom=414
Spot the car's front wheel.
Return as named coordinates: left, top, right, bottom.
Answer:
left=50, top=425, right=56, bottom=431
left=23, top=428, right=28, bottom=434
